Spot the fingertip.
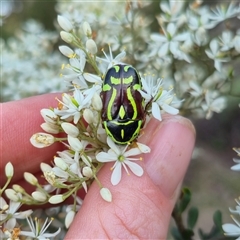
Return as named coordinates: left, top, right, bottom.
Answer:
left=140, top=115, right=195, bottom=198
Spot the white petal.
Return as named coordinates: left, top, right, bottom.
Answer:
left=107, top=136, right=121, bottom=155
left=137, top=143, right=151, bottom=153
left=232, top=164, right=240, bottom=171
left=222, top=223, right=240, bottom=234
left=152, top=102, right=162, bottom=121
left=161, top=103, right=179, bottom=115
left=111, top=162, right=122, bottom=185
left=96, top=152, right=116, bottom=162
left=125, top=161, right=144, bottom=177
left=124, top=148, right=142, bottom=157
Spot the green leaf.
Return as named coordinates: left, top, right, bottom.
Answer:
left=213, top=210, right=222, bottom=230
left=178, top=188, right=191, bottom=214
left=187, top=207, right=199, bottom=230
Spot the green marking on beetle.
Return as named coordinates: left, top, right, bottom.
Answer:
left=123, top=76, right=133, bottom=84
left=124, top=65, right=130, bottom=72
left=110, top=76, right=121, bottom=85
left=119, top=105, right=126, bottom=119
left=109, top=120, right=134, bottom=126
left=114, top=65, right=120, bottom=73
left=121, top=129, right=124, bottom=139
left=107, top=88, right=117, bottom=120
left=133, top=83, right=141, bottom=90
left=103, top=84, right=111, bottom=91
left=127, top=87, right=137, bottom=119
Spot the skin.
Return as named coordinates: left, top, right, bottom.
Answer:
left=1, top=94, right=195, bottom=239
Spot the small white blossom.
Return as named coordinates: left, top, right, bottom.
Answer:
left=150, top=23, right=190, bottom=62
left=0, top=196, right=33, bottom=225
left=208, top=2, right=240, bottom=24
left=20, top=217, right=61, bottom=239
left=205, top=39, right=229, bottom=72
left=96, top=44, right=126, bottom=71
left=60, top=31, right=74, bottom=43
left=54, top=88, right=93, bottom=124
left=202, top=90, right=226, bottom=119
left=96, top=137, right=149, bottom=185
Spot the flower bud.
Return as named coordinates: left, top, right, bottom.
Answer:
left=57, top=15, right=73, bottom=32
left=54, top=157, right=68, bottom=171
left=82, top=166, right=93, bottom=178
left=5, top=189, right=19, bottom=202
left=61, top=122, right=79, bottom=137
left=59, top=45, right=74, bottom=58
left=65, top=210, right=76, bottom=228
left=49, top=194, right=64, bottom=204
left=60, top=31, right=74, bottom=44
left=86, top=39, right=97, bottom=54
left=5, top=162, right=14, bottom=178
left=12, top=184, right=25, bottom=193
left=83, top=109, right=94, bottom=124
left=30, top=133, right=55, bottom=148
left=100, top=187, right=112, bottom=202
left=40, top=109, right=57, bottom=124
left=92, top=93, right=102, bottom=111
left=41, top=122, right=59, bottom=134
left=32, top=191, right=47, bottom=202
left=24, top=172, right=38, bottom=186
left=68, top=135, right=83, bottom=152
left=82, top=21, right=92, bottom=37
left=40, top=162, right=53, bottom=172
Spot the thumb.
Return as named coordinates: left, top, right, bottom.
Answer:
left=65, top=115, right=195, bottom=239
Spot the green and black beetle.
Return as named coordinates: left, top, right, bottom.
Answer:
left=101, top=64, right=145, bottom=144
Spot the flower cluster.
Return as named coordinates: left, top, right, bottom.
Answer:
left=29, top=14, right=178, bottom=199
left=0, top=163, right=60, bottom=239
left=1, top=19, right=66, bottom=102
left=55, top=0, right=240, bottom=119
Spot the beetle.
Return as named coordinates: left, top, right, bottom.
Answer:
left=101, top=64, right=145, bottom=144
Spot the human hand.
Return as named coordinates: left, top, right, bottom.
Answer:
left=1, top=94, right=195, bottom=239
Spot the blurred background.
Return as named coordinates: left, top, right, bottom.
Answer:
left=1, top=0, right=240, bottom=238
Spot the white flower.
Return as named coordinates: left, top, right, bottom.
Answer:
left=202, top=90, right=226, bottom=119
left=150, top=23, right=190, bottom=62
left=96, top=44, right=126, bottom=72
left=20, top=217, right=61, bottom=239
left=96, top=137, right=150, bottom=185
left=54, top=88, right=93, bottom=124
left=208, top=2, right=240, bottom=24
left=219, top=31, right=234, bottom=51
left=222, top=216, right=240, bottom=239
left=205, top=39, right=229, bottom=72
left=0, top=196, right=33, bottom=226
left=139, top=75, right=179, bottom=121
